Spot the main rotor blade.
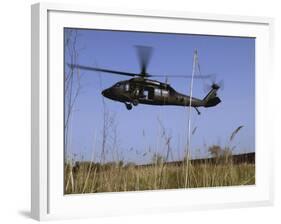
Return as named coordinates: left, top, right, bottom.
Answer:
left=68, top=64, right=138, bottom=77
left=151, top=74, right=212, bottom=79
left=135, top=45, right=153, bottom=75
left=68, top=63, right=216, bottom=81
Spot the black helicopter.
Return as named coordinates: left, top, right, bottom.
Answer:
left=69, top=46, right=222, bottom=114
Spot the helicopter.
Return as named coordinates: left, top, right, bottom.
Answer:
left=69, top=46, right=222, bottom=115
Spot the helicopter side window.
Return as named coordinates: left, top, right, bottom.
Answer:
left=155, top=88, right=161, bottom=96
left=161, top=89, right=169, bottom=97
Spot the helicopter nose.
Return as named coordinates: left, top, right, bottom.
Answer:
left=102, top=89, right=110, bottom=97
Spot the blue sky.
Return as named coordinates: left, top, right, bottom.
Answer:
left=64, top=28, right=255, bottom=164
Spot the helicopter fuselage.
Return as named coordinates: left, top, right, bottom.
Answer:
left=101, top=78, right=220, bottom=111
left=70, top=46, right=221, bottom=113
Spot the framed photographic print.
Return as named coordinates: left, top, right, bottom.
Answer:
left=31, top=2, right=274, bottom=221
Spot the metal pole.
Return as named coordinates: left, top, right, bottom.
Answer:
left=185, top=49, right=197, bottom=188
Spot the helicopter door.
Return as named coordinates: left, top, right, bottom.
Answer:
left=140, top=87, right=154, bottom=100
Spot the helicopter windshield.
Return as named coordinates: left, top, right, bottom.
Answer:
left=114, top=82, right=122, bottom=88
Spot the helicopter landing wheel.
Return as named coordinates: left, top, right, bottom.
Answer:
left=132, top=99, right=139, bottom=106
left=125, top=103, right=133, bottom=110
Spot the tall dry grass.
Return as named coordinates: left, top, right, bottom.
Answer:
left=64, top=157, right=255, bottom=194
left=64, top=124, right=254, bottom=194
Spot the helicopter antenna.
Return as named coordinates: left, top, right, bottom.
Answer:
left=185, top=49, right=199, bottom=188
left=165, top=76, right=169, bottom=84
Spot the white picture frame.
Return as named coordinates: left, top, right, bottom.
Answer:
left=31, top=2, right=274, bottom=221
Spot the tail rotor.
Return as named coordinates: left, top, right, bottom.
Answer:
left=202, top=74, right=223, bottom=108
left=203, top=74, right=224, bottom=93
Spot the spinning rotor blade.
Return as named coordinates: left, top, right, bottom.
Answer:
left=151, top=74, right=213, bottom=79
left=203, top=82, right=224, bottom=93
left=203, top=75, right=224, bottom=93
left=217, top=80, right=224, bottom=91
left=68, top=64, right=139, bottom=77
left=68, top=63, right=214, bottom=80
left=135, top=45, right=153, bottom=76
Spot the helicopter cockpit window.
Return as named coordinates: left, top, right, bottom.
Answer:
left=114, top=83, right=121, bottom=88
